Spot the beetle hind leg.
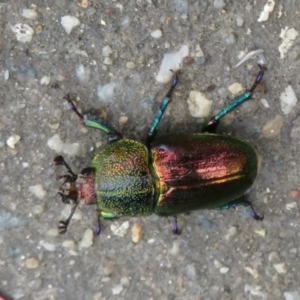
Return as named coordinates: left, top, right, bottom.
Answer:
left=215, top=196, right=263, bottom=221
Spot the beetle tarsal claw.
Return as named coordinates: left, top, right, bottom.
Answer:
left=58, top=220, right=68, bottom=234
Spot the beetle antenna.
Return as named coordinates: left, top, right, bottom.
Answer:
left=58, top=202, right=79, bottom=234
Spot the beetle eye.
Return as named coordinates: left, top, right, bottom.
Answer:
left=80, top=167, right=95, bottom=176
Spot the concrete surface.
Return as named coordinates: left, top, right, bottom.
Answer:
left=1, top=1, right=300, bottom=299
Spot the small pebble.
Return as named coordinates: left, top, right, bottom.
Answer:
left=261, top=115, right=283, bottom=139
left=62, top=240, right=76, bottom=250
left=22, top=162, right=29, bottom=168
left=39, top=241, right=56, bottom=251
left=11, top=23, right=34, bottom=43
left=46, top=228, right=59, bottom=237
left=273, top=263, right=287, bottom=274
left=112, top=285, right=123, bottom=295
left=280, top=85, right=298, bottom=115
left=260, top=98, right=270, bottom=108
left=126, top=61, right=136, bottom=69
left=220, top=267, right=229, bottom=274
left=61, top=15, right=80, bottom=34
left=40, top=76, right=50, bottom=85
left=119, top=115, right=129, bottom=126
left=25, top=258, right=39, bottom=269
left=21, top=8, right=38, bottom=20
left=187, top=91, right=212, bottom=118
left=223, top=34, right=236, bottom=45
left=183, top=57, right=194, bottom=65
left=76, top=65, right=90, bottom=83
left=236, top=15, right=244, bottom=27
left=268, top=251, right=280, bottom=263
left=6, top=134, right=21, bottom=148
left=284, top=291, right=300, bottom=300
left=214, top=0, right=225, bottom=9
left=224, top=226, right=239, bottom=240
left=244, top=267, right=259, bottom=278
left=286, top=202, right=297, bottom=210
left=47, top=134, right=64, bottom=152
left=102, top=45, right=113, bottom=57
left=186, top=264, right=197, bottom=280
left=228, top=82, right=244, bottom=95
left=131, top=223, right=143, bottom=243
left=110, top=221, right=130, bottom=237
left=120, top=277, right=130, bottom=287
left=289, top=189, right=300, bottom=198
left=79, top=229, right=94, bottom=248
left=29, top=184, right=47, bottom=200
left=254, top=229, right=266, bottom=237
left=169, top=240, right=181, bottom=257
left=97, top=82, right=117, bottom=102
left=103, top=57, right=112, bottom=65
left=156, top=45, right=189, bottom=83
left=257, top=0, right=275, bottom=22
left=151, top=29, right=162, bottom=39
left=32, top=205, right=45, bottom=215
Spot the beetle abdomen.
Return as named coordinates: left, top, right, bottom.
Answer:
left=93, top=139, right=155, bottom=216
left=151, top=133, right=258, bottom=216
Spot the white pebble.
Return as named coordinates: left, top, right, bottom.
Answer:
left=102, top=45, right=113, bottom=57
left=214, top=0, right=225, bottom=9
left=169, top=240, right=181, bottom=257
left=220, top=267, right=229, bottom=274
left=118, top=116, right=129, bottom=126
left=257, top=0, right=275, bottom=22
left=6, top=134, right=21, bottom=148
left=110, top=221, right=130, bottom=237
left=103, top=57, right=113, bottom=65
left=61, top=15, right=80, bottom=34
left=39, top=240, right=56, bottom=251
left=236, top=15, right=244, bottom=27
left=279, top=27, right=299, bottom=59
left=29, top=184, right=47, bottom=200
left=4, top=70, right=9, bottom=81
left=46, top=228, right=59, bottom=237
left=112, top=285, right=123, bottom=295
left=244, top=267, right=259, bottom=278
left=47, top=134, right=64, bottom=152
left=25, top=258, right=39, bottom=269
left=284, top=291, right=300, bottom=300
left=224, top=226, right=239, bottom=241
left=156, top=45, right=189, bottom=83
left=32, top=205, right=44, bottom=214
left=40, top=76, right=50, bottom=85
left=286, top=202, right=297, bottom=210
left=97, top=82, right=117, bottom=102
left=79, top=229, right=94, bottom=248
left=10, top=23, right=34, bottom=43
left=228, top=82, right=244, bottom=95
left=254, top=229, right=266, bottom=237
left=280, top=85, right=298, bottom=115
left=62, top=240, right=76, bottom=250
left=76, top=64, right=90, bottom=83
left=21, top=8, right=38, bottom=20
left=261, top=115, right=283, bottom=139
left=126, top=61, right=136, bottom=69
left=151, top=29, right=162, bottom=39
left=187, top=91, right=212, bottom=118
left=22, top=162, right=29, bottom=168
left=63, top=142, right=80, bottom=156
left=260, top=98, right=270, bottom=108
left=274, top=263, right=287, bottom=274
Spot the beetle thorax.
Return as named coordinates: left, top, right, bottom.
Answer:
left=76, top=172, right=96, bottom=205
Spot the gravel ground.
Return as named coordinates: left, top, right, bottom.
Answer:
left=1, top=1, right=300, bottom=299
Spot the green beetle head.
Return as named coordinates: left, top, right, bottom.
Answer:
left=53, top=155, right=96, bottom=234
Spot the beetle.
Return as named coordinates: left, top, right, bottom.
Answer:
left=54, top=57, right=266, bottom=235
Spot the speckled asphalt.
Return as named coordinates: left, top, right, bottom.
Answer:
left=1, top=1, right=300, bottom=300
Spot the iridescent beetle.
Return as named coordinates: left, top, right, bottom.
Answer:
left=54, top=51, right=266, bottom=235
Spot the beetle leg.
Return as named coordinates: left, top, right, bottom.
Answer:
left=172, top=216, right=181, bottom=235
left=215, top=196, right=264, bottom=221
left=202, top=60, right=266, bottom=133
left=64, top=94, right=122, bottom=143
left=58, top=201, right=79, bottom=234
left=147, top=71, right=179, bottom=144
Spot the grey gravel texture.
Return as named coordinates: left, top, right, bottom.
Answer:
left=1, top=1, right=300, bottom=300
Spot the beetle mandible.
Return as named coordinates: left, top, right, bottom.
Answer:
left=54, top=52, right=266, bottom=235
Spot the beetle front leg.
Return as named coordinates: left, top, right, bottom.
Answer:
left=147, top=71, right=179, bottom=144
left=64, top=94, right=123, bottom=143
left=215, top=196, right=263, bottom=221
left=202, top=62, right=266, bottom=133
